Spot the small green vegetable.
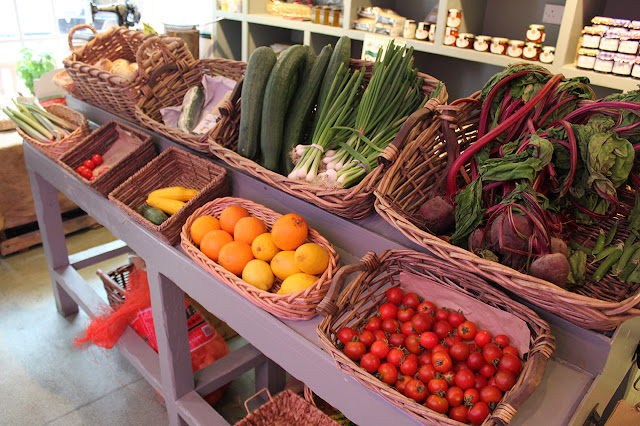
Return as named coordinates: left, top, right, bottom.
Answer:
left=613, top=235, right=638, bottom=275
left=619, top=247, right=640, bottom=282
left=592, top=244, right=622, bottom=263
left=604, top=221, right=619, bottom=246
left=566, top=250, right=587, bottom=286
left=592, top=230, right=606, bottom=255
left=593, top=243, right=624, bottom=282
left=568, top=240, right=592, bottom=256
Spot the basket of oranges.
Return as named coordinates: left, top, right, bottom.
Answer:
left=181, top=197, right=340, bottom=320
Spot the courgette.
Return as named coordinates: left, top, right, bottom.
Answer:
left=260, top=45, right=307, bottom=172
left=177, top=86, right=205, bottom=133
left=146, top=197, right=185, bottom=215
left=281, top=44, right=333, bottom=174
left=237, top=47, right=278, bottom=159
left=148, top=186, right=198, bottom=201
left=139, top=203, right=169, bottom=225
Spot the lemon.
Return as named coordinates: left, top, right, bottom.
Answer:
left=294, top=243, right=330, bottom=275
left=270, top=250, right=301, bottom=281
left=251, top=233, right=281, bottom=262
left=277, top=273, right=317, bottom=295
left=241, top=259, right=274, bottom=291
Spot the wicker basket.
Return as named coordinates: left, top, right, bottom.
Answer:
left=374, top=93, right=640, bottom=331
left=53, top=69, right=84, bottom=101
left=17, top=104, right=90, bottom=159
left=58, top=119, right=156, bottom=196
left=208, top=60, right=447, bottom=220
left=108, top=146, right=230, bottom=245
left=62, top=24, right=193, bottom=121
left=135, top=38, right=246, bottom=153
left=181, top=197, right=340, bottom=320
left=235, top=388, right=338, bottom=426
left=317, top=250, right=555, bottom=426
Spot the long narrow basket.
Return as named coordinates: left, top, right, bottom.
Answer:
left=374, top=93, right=640, bottom=331
left=109, top=146, right=230, bottom=245
left=63, top=24, right=193, bottom=121
left=317, top=250, right=555, bottom=426
left=208, top=59, right=447, bottom=220
left=181, top=197, right=340, bottom=320
left=135, top=38, right=246, bottom=153
left=18, top=104, right=90, bottom=159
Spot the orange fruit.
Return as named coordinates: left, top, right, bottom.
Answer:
left=218, top=241, right=254, bottom=276
left=200, top=230, right=233, bottom=261
left=219, top=205, right=250, bottom=236
left=234, top=216, right=268, bottom=245
left=271, top=213, right=308, bottom=251
left=190, top=215, right=220, bottom=246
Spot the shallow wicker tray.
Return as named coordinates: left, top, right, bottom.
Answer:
left=374, top=93, right=640, bottom=331
left=181, top=197, right=340, bottom=320
left=59, top=119, right=156, bottom=196
left=135, top=38, right=246, bottom=153
left=109, top=146, right=229, bottom=245
left=17, top=104, right=90, bottom=159
left=317, top=249, right=555, bottom=426
left=63, top=24, right=193, bottom=122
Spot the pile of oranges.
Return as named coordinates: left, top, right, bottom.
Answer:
left=190, top=205, right=330, bottom=294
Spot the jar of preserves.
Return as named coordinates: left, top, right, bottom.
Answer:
left=506, top=40, right=525, bottom=58
left=456, top=33, right=475, bottom=49
left=490, top=37, right=509, bottom=55
left=322, top=6, right=331, bottom=26
left=539, top=46, right=555, bottom=63
left=312, top=6, right=322, bottom=24
left=612, top=53, right=635, bottom=76
left=581, top=27, right=604, bottom=48
left=632, top=56, right=640, bottom=79
left=576, top=48, right=598, bottom=70
left=599, top=29, right=621, bottom=51
left=526, top=24, right=546, bottom=43
left=474, top=35, right=492, bottom=52
left=416, top=22, right=430, bottom=40
left=447, top=9, right=462, bottom=29
left=331, top=7, right=342, bottom=27
left=594, top=51, right=615, bottom=73
left=619, top=30, right=640, bottom=55
left=522, top=42, right=541, bottom=60
left=428, top=24, right=437, bottom=42
left=403, top=20, right=417, bottom=39
left=444, top=27, right=459, bottom=46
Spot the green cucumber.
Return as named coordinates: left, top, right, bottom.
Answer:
left=260, top=45, right=307, bottom=172
left=281, top=44, right=333, bottom=174
left=177, top=86, right=205, bottom=133
left=237, top=46, right=278, bottom=159
left=139, top=203, right=169, bottom=225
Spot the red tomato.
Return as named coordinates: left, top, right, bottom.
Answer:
left=91, top=154, right=103, bottom=166
left=344, top=341, right=366, bottom=361
left=464, top=388, right=480, bottom=405
left=457, top=321, right=478, bottom=340
left=364, top=316, right=382, bottom=332
left=373, top=330, right=387, bottom=341
left=428, top=378, right=448, bottom=394
left=76, top=165, right=88, bottom=174
left=411, top=313, right=434, bottom=333
left=419, top=331, right=439, bottom=350
left=379, top=302, right=398, bottom=320
left=480, top=385, right=502, bottom=404
left=377, top=362, right=398, bottom=385
left=495, top=370, right=517, bottom=392
left=503, top=345, right=520, bottom=358
left=419, top=352, right=433, bottom=366
left=404, top=379, right=428, bottom=402
left=360, top=353, right=381, bottom=373
left=454, top=369, right=475, bottom=390
left=387, top=348, right=404, bottom=367
left=382, top=318, right=400, bottom=334
left=77, top=166, right=93, bottom=180
left=432, top=352, right=453, bottom=373
left=450, top=341, right=471, bottom=362
left=446, top=386, right=464, bottom=407
left=488, top=376, right=497, bottom=387
left=370, top=340, right=390, bottom=359
left=395, top=374, right=412, bottom=394
left=432, top=344, right=449, bottom=355
left=468, top=401, right=491, bottom=425
left=388, top=333, right=406, bottom=348
left=426, top=394, right=449, bottom=414
left=418, top=364, right=437, bottom=383
left=448, top=405, right=469, bottom=423
left=97, top=166, right=110, bottom=176
left=83, top=159, right=95, bottom=170
left=400, top=356, right=419, bottom=376
left=385, top=287, right=404, bottom=305
left=402, top=292, right=421, bottom=310
left=467, top=351, right=486, bottom=371
left=474, top=330, right=492, bottom=348
left=479, top=362, right=497, bottom=379
left=405, top=334, right=423, bottom=355
left=498, top=354, right=523, bottom=375
left=397, top=307, right=415, bottom=323
left=400, top=321, right=417, bottom=336
left=454, top=361, right=470, bottom=373
left=448, top=311, right=466, bottom=327
left=435, top=308, right=450, bottom=322
left=432, top=320, right=453, bottom=340
left=359, top=330, right=375, bottom=348
left=442, top=370, right=456, bottom=385
left=494, top=334, right=510, bottom=348
left=337, top=327, right=357, bottom=344
left=474, top=374, right=489, bottom=391
left=417, top=300, right=436, bottom=315
left=89, top=175, right=95, bottom=181
left=483, top=343, right=503, bottom=365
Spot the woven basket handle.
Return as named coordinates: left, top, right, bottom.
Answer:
left=243, top=388, right=273, bottom=414
left=135, top=36, right=192, bottom=82
left=317, top=251, right=380, bottom=318
left=67, top=24, right=99, bottom=53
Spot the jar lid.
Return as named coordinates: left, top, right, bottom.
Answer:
left=582, top=26, right=605, bottom=35
left=578, top=48, right=599, bottom=56
left=614, top=53, right=637, bottom=62
left=541, top=46, right=555, bottom=52
left=630, top=21, right=640, bottom=30
left=448, top=9, right=461, bottom=13
left=476, top=35, right=492, bottom=41
left=508, top=40, right=525, bottom=46
left=597, top=51, right=615, bottom=60
left=612, top=19, right=631, bottom=27
left=406, top=19, right=416, bottom=23
left=592, top=16, right=613, bottom=26
left=524, top=42, right=542, bottom=47
left=605, top=28, right=625, bottom=38
left=491, top=37, right=509, bottom=42
left=459, top=33, right=475, bottom=38
left=529, top=24, right=546, bottom=30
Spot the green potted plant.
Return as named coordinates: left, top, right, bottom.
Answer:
left=16, top=48, right=56, bottom=95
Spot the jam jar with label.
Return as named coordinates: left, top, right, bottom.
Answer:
left=444, top=27, right=459, bottom=46
left=416, top=22, right=430, bottom=40
left=539, top=46, right=555, bottom=63
left=447, top=9, right=462, bottom=29
left=581, top=26, right=604, bottom=48
left=599, top=29, right=621, bottom=51
left=403, top=20, right=417, bottom=39
left=456, top=33, right=475, bottom=49
left=619, top=30, right=640, bottom=54
left=576, top=48, right=598, bottom=70
left=522, top=42, right=541, bottom=60
left=506, top=40, right=525, bottom=58
left=474, top=35, right=492, bottom=52
left=594, top=51, right=615, bottom=73
left=526, top=24, right=546, bottom=43
left=632, top=57, right=640, bottom=79
left=612, top=53, right=635, bottom=76
left=490, top=37, right=509, bottom=55
left=428, top=24, right=437, bottom=41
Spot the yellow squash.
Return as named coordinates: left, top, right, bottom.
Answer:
left=146, top=197, right=185, bottom=215
left=147, top=186, right=198, bottom=202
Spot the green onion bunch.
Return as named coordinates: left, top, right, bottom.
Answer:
left=3, top=99, right=78, bottom=142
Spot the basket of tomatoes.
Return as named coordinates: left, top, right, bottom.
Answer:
left=316, top=249, right=555, bottom=425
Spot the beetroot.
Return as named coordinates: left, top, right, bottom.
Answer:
left=529, top=253, right=570, bottom=287
left=468, top=228, right=485, bottom=252
left=489, top=211, right=533, bottom=254
left=416, top=196, right=455, bottom=235
left=550, top=237, right=568, bottom=258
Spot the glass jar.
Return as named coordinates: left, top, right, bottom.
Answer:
left=444, top=27, right=459, bottom=46
left=526, top=24, right=546, bottom=43
left=490, top=37, right=509, bottom=55
left=539, top=46, right=555, bottom=64
left=447, top=9, right=462, bottom=29
left=428, top=24, right=437, bottom=42
left=522, top=42, right=541, bottom=61
left=576, top=48, right=598, bottom=70
left=312, top=6, right=322, bottom=24
left=506, top=40, right=525, bottom=58
left=322, top=6, right=331, bottom=26
left=632, top=57, right=640, bottom=79
left=416, top=22, right=430, bottom=40
left=619, top=30, right=640, bottom=55
left=612, top=53, right=635, bottom=76
left=403, top=20, right=417, bottom=39
left=599, top=29, right=621, bottom=51
left=594, top=51, right=615, bottom=73
left=581, top=27, right=604, bottom=49
left=474, top=35, right=492, bottom=52
left=331, top=7, right=342, bottom=27
left=456, top=33, right=475, bottom=49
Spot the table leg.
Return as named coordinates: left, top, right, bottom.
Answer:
left=27, top=169, right=77, bottom=316
left=255, top=357, right=287, bottom=397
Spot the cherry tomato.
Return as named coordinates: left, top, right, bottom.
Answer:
left=373, top=330, right=387, bottom=342
left=435, top=308, right=450, bottom=322
left=480, top=385, right=502, bottom=404
left=449, top=405, right=469, bottom=423
left=467, top=351, right=486, bottom=371
left=457, top=321, right=478, bottom=340
left=370, top=340, right=390, bottom=359
left=344, top=341, right=366, bottom=361
left=97, top=166, right=110, bottom=176
left=419, top=352, right=433, bottom=366
left=464, top=388, right=480, bottom=405
left=454, top=369, right=475, bottom=390
left=337, top=327, right=357, bottom=344
left=405, top=379, right=428, bottom=402
left=83, top=159, right=95, bottom=170
left=400, top=356, right=419, bottom=376
left=402, top=292, right=421, bottom=310
left=468, top=342, right=480, bottom=352
left=474, top=330, right=492, bottom=348
left=76, top=165, right=89, bottom=175
left=479, top=362, right=497, bottom=379
left=468, top=401, right=491, bottom=425
left=432, top=352, right=453, bottom=373
left=454, top=361, right=470, bottom=373
left=382, top=318, right=400, bottom=334
left=419, top=331, right=439, bottom=350
left=77, top=166, right=93, bottom=180
left=400, top=321, right=417, bottom=336
left=450, top=341, right=471, bottom=362
left=432, top=344, right=449, bottom=355
left=360, top=353, right=381, bottom=373
left=498, top=354, right=523, bottom=375
left=448, top=311, right=466, bottom=327
left=377, top=362, right=398, bottom=385
left=388, top=333, right=406, bottom=348
left=397, top=306, right=415, bottom=323
left=387, top=348, right=404, bottom=367
left=482, top=343, right=503, bottom=365
left=91, top=154, right=103, bottom=166
left=494, top=334, right=510, bottom=348
left=446, top=386, right=464, bottom=407
left=358, top=330, right=375, bottom=348
left=405, top=334, right=423, bottom=354
left=488, top=376, right=497, bottom=387
left=395, top=374, right=412, bottom=394
left=502, top=345, right=520, bottom=358
left=417, top=300, right=436, bottom=315
left=364, top=316, right=382, bottom=332
left=379, top=302, right=398, bottom=320
left=474, top=374, right=489, bottom=391
left=89, top=175, right=95, bottom=181
left=385, top=287, right=404, bottom=305
left=411, top=313, right=434, bottom=333
left=432, top=320, right=453, bottom=340
left=494, top=370, right=517, bottom=392
left=418, top=364, right=437, bottom=383
left=426, top=394, right=449, bottom=414
left=428, top=378, right=448, bottom=394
